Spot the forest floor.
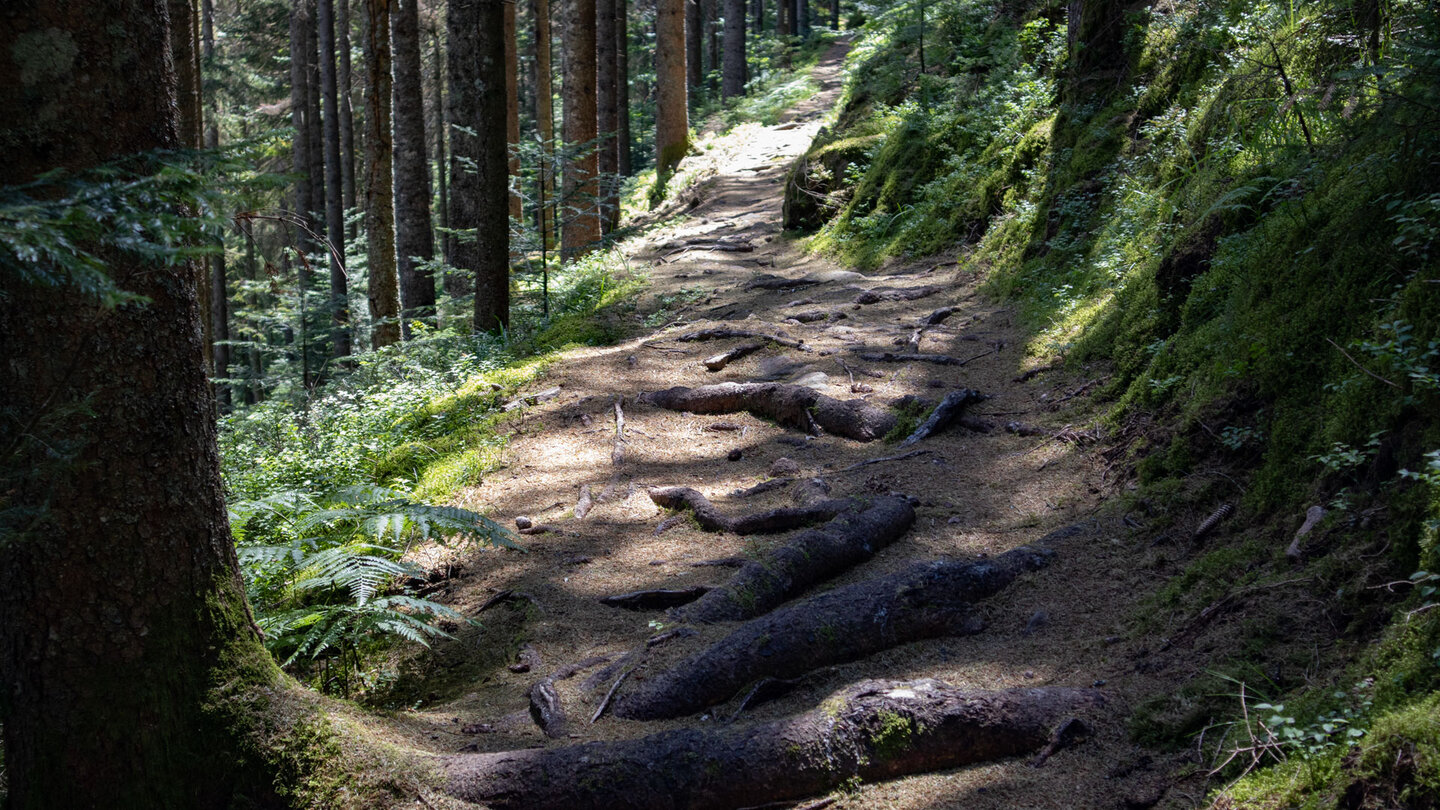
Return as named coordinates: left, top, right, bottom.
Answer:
left=383, top=42, right=1217, bottom=810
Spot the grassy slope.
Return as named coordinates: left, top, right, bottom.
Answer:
left=791, top=0, right=1440, bottom=802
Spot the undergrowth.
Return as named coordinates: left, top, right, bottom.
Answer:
left=795, top=0, right=1440, bottom=800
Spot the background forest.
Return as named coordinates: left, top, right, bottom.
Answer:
left=2, top=0, right=1439, bottom=805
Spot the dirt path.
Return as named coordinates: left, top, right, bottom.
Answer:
left=392, top=43, right=1191, bottom=810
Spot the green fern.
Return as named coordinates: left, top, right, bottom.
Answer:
left=229, top=486, right=517, bottom=691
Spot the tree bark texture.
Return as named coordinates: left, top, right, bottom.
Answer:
left=655, top=0, right=689, bottom=180
left=291, top=0, right=317, bottom=255
left=532, top=0, right=557, bottom=249
left=319, top=0, right=353, bottom=359
left=612, top=547, right=1056, bottom=720
left=448, top=0, right=511, bottom=331
left=365, top=0, right=401, bottom=348
left=444, top=680, right=1104, bottom=809
left=640, top=382, right=898, bottom=441
left=304, top=0, right=327, bottom=245
left=505, top=1, right=522, bottom=225
left=673, top=495, right=915, bottom=623
left=686, top=0, right=702, bottom=88
left=392, top=0, right=436, bottom=333
left=202, top=0, right=231, bottom=408
left=0, top=2, right=282, bottom=806
left=722, top=0, right=746, bottom=97
left=561, top=0, right=601, bottom=258
left=615, top=0, right=632, bottom=177
left=338, top=0, right=357, bottom=228
left=596, top=0, right=620, bottom=232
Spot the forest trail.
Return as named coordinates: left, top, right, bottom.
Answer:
left=392, top=42, right=1193, bottom=810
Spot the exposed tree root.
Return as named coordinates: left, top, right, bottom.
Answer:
left=527, top=679, right=566, bottom=738
left=856, top=349, right=994, bottom=367
left=443, top=679, right=1104, bottom=809
left=600, top=587, right=713, bottom=611
left=899, top=389, right=987, bottom=447
left=786, top=310, right=847, bottom=324
left=573, top=484, right=594, bottom=519
left=613, top=547, right=1055, bottom=720
left=920, top=305, right=960, bottom=325
left=640, top=382, right=897, bottom=441
left=746, top=274, right=819, bottom=290
left=646, top=486, right=854, bottom=534
left=728, top=478, right=794, bottom=498
left=678, top=327, right=810, bottom=351
left=853, top=285, right=946, bottom=305
left=674, top=495, right=915, bottom=623
left=703, top=342, right=765, bottom=371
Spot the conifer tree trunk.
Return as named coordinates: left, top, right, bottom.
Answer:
left=706, top=0, right=719, bottom=83
left=304, top=1, right=327, bottom=245
left=829, top=0, right=838, bottom=29
left=449, top=0, right=511, bottom=330
left=338, top=0, right=358, bottom=229
left=0, top=4, right=288, bottom=805
left=722, top=0, right=746, bottom=98
left=615, top=0, right=632, bottom=177
left=655, top=0, right=690, bottom=181
left=686, top=0, right=702, bottom=88
left=597, top=0, right=619, bottom=232
left=432, top=28, right=459, bottom=291
left=392, top=0, right=436, bottom=333
left=365, top=0, right=401, bottom=348
left=291, top=0, right=316, bottom=254
left=533, top=0, right=557, bottom=248
left=319, top=0, right=352, bottom=359
left=560, top=0, right=600, bottom=258
left=753, top=0, right=763, bottom=36
left=506, top=2, right=522, bottom=227
left=203, top=0, right=231, bottom=409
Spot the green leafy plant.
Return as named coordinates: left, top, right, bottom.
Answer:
left=229, top=485, right=517, bottom=695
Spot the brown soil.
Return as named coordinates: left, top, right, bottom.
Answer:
left=386, top=41, right=1216, bottom=810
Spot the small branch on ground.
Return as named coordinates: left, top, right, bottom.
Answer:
left=899, top=389, right=987, bottom=447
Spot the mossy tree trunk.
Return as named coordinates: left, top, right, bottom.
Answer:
left=0, top=2, right=289, bottom=806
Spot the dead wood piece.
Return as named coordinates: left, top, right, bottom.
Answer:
left=600, top=587, right=713, bottom=611
left=678, top=327, right=809, bottom=351
left=746, top=274, right=819, bottom=291
left=478, top=590, right=541, bottom=613
left=502, top=386, right=562, bottom=411
left=580, top=652, right=640, bottom=693
left=899, top=389, right=987, bottom=448
left=518, top=524, right=562, bottom=535
left=443, top=679, right=1103, bottom=809
left=646, top=627, right=699, bottom=648
left=611, top=398, right=626, bottom=466
left=590, top=669, right=633, bottom=724
left=509, top=644, right=543, bottom=673
left=853, top=285, right=945, bottom=305
left=729, top=677, right=803, bottom=722
left=619, top=546, right=1054, bottom=720
left=704, top=342, right=765, bottom=371
left=528, top=679, right=567, bottom=738
left=707, top=420, right=746, bottom=432
left=1030, top=717, right=1091, bottom=767
left=574, top=485, right=594, bottom=520
left=550, top=655, right=615, bottom=681
left=786, top=310, right=846, bottom=324
left=1014, top=362, right=1061, bottom=383
left=640, top=383, right=896, bottom=442
left=920, top=306, right=960, bottom=326
left=1287, top=505, right=1326, bottom=560
left=729, top=478, right=794, bottom=498
left=653, top=514, right=689, bottom=536
left=647, top=486, right=855, bottom=535
left=837, top=449, right=933, bottom=473
left=790, top=477, right=832, bottom=506
left=674, top=496, right=916, bottom=624
left=1005, top=421, right=1047, bottom=437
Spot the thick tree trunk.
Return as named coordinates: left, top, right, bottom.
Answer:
left=596, top=0, right=619, bottom=232
left=319, top=0, right=353, bottom=359
left=655, top=0, right=689, bottom=181
left=560, top=0, right=601, bottom=258
left=444, top=680, right=1103, bottom=809
left=0, top=3, right=286, bottom=806
left=641, top=382, right=899, bottom=441
left=830, top=0, right=838, bottom=28
left=449, top=0, right=511, bottom=331
left=171, top=0, right=213, bottom=380
left=722, top=0, right=746, bottom=97
left=615, top=0, right=632, bottom=177
left=686, top=0, right=702, bottom=88
left=1066, top=0, right=1127, bottom=100
left=532, top=0, right=557, bottom=248
left=365, top=0, right=401, bottom=348
left=705, top=0, right=720, bottom=82
left=304, top=0, right=327, bottom=250
left=393, top=0, right=436, bottom=333
left=613, top=547, right=1055, bottom=720
left=674, top=495, right=915, bottom=623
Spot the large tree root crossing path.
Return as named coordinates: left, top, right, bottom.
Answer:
left=395, top=41, right=1192, bottom=810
